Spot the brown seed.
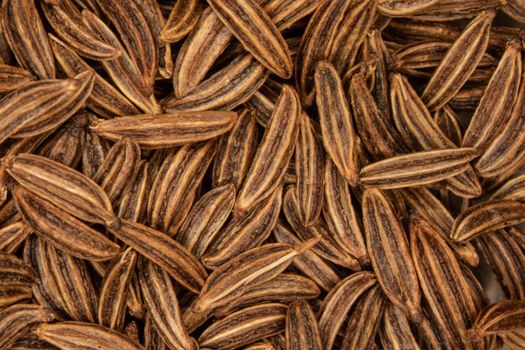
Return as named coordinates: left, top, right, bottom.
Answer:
left=0, top=304, right=55, bottom=349
left=161, top=0, right=203, bottom=43
left=286, top=300, right=322, bottom=350
left=362, top=188, right=421, bottom=322
left=380, top=303, right=421, bottom=350
left=378, top=0, right=439, bottom=16
left=469, top=300, right=525, bottom=340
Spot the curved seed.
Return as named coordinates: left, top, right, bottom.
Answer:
left=49, top=35, right=140, bottom=118
left=13, top=187, right=120, bottom=261
left=0, top=304, right=55, bottom=349
left=363, top=188, right=421, bottom=322
left=315, top=62, right=358, bottom=185
left=147, top=141, right=216, bottom=234
left=81, top=129, right=112, bottom=179
left=318, top=271, right=377, bottom=350
left=421, top=11, right=494, bottom=110
left=90, top=111, right=237, bottom=149
left=5, top=154, right=116, bottom=225
left=42, top=3, right=120, bottom=60
left=214, top=273, right=320, bottom=317
left=177, top=184, right=236, bottom=258
left=433, top=106, right=463, bottom=146
left=207, top=0, right=292, bottom=78
left=0, top=221, right=31, bottom=254
left=202, top=186, right=281, bottom=269
left=161, top=0, right=203, bottom=43
left=0, top=252, right=38, bottom=286
left=36, top=322, right=145, bottom=350
left=1, top=0, right=55, bottom=78
left=236, top=85, right=300, bottom=215
left=107, top=219, right=208, bottom=293
left=452, top=200, right=525, bottom=242
left=116, top=160, right=150, bottom=222
left=490, top=174, right=525, bottom=201
left=195, top=241, right=316, bottom=312
left=286, top=300, right=322, bottom=350
left=359, top=148, right=479, bottom=189
left=98, top=247, right=137, bottom=330
left=198, top=303, right=287, bottom=349
left=139, top=261, right=197, bottom=350
left=503, top=0, right=525, bottom=24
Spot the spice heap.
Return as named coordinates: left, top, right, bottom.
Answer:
left=0, top=0, right=525, bottom=349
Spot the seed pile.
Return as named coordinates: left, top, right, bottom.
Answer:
left=0, top=0, right=525, bottom=349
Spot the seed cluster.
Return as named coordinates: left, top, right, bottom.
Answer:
left=0, top=0, right=525, bottom=349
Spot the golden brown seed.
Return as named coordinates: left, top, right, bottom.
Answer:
left=161, top=0, right=203, bottom=43
left=380, top=303, right=421, bottom=350
left=0, top=304, right=55, bottom=349
left=0, top=64, right=35, bottom=93
left=378, top=0, right=439, bottom=16
left=469, top=300, right=525, bottom=340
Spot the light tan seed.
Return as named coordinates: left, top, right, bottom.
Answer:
left=1, top=0, right=55, bottom=79
left=90, top=111, right=237, bottom=149
left=203, top=186, right=281, bottom=269
left=421, top=11, right=494, bottom=110
left=363, top=188, right=421, bottom=322
left=14, top=187, right=120, bottom=261
left=139, top=260, right=197, bottom=350
left=207, top=0, right=292, bottom=78
left=318, top=271, right=377, bottom=350
left=107, top=218, right=208, bottom=293
left=286, top=300, right=322, bottom=350
left=0, top=304, right=55, bottom=349
left=98, top=247, right=137, bottom=330
left=315, top=61, right=358, bottom=185
left=198, top=303, right=287, bottom=349
left=359, top=148, right=479, bottom=189
left=36, top=322, right=145, bottom=350
left=194, top=240, right=317, bottom=312
left=452, top=200, right=525, bottom=242
left=236, top=85, right=300, bottom=215
left=177, top=184, right=236, bottom=258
